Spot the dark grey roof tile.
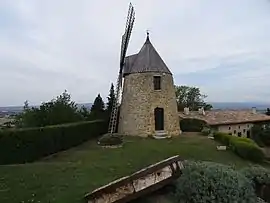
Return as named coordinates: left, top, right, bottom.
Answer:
left=123, top=36, right=172, bottom=75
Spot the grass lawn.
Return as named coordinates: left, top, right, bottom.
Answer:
left=0, top=133, right=258, bottom=203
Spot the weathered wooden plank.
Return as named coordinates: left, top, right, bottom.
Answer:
left=84, top=155, right=183, bottom=203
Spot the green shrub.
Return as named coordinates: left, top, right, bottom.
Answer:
left=230, top=140, right=264, bottom=162
left=230, top=136, right=256, bottom=144
left=98, top=133, right=123, bottom=146
left=213, top=132, right=264, bottom=162
left=240, top=166, right=270, bottom=185
left=213, top=132, right=231, bottom=145
left=180, top=118, right=207, bottom=132
left=201, top=126, right=211, bottom=136
left=174, top=161, right=256, bottom=203
left=240, top=166, right=270, bottom=202
left=0, top=120, right=107, bottom=164
left=228, top=136, right=256, bottom=152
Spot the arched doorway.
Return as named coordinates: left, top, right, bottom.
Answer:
left=154, top=107, right=164, bottom=131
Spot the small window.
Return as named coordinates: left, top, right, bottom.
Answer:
left=247, top=125, right=249, bottom=128
left=238, top=132, right=242, bottom=137
left=153, top=76, right=161, bottom=90
left=229, top=133, right=232, bottom=135
left=243, top=129, right=246, bottom=133
left=228, top=126, right=231, bottom=130
left=234, top=130, right=236, bottom=134
left=238, top=126, right=240, bottom=129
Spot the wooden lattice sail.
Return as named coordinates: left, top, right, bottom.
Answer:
left=108, top=3, right=135, bottom=134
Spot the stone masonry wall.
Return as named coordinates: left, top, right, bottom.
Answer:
left=118, top=72, right=180, bottom=137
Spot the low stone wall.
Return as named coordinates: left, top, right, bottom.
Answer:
left=84, top=155, right=183, bottom=203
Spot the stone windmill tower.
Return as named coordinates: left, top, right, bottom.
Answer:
left=108, top=3, right=180, bottom=138
left=118, top=32, right=180, bottom=138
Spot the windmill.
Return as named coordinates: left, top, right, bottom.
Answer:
left=108, top=3, right=135, bottom=134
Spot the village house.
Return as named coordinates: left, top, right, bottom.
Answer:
left=179, top=107, right=270, bottom=138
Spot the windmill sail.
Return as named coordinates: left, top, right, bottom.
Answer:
left=108, top=3, right=135, bottom=134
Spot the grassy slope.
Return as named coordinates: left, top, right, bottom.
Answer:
left=0, top=133, right=253, bottom=203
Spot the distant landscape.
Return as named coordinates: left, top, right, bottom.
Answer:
left=0, top=102, right=269, bottom=116
left=0, top=103, right=93, bottom=116
left=210, top=102, right=270, bottom=111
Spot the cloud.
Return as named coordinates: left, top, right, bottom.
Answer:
left=1, top=0, right=270, bottom=106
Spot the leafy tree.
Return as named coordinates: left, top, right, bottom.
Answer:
left=15, top=90, right=83, bottom=128
left=39, top=90, right=81, bottom=126
left=251, top=123, right=270, bottom=146
left=175, top=85, right=213, bottom=111
left=89, top=94, right=105, bottom=120
left=79, top=105, right=91, bottom=120
left=15, top=100, right=37, bottom=128
left=23, top=100, right=29, bottom=110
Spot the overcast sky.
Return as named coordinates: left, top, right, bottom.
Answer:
left=1, top=0, right=270, bottom=106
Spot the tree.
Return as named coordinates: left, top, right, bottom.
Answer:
left=14, top=90, right=83, bottom=128
left=23, top=100, right=29, bottom=110
left=39, top=90, right=81, bottom=126
left=15, top=100, right=37, bottom=128
left=251, top=123, right=270, bottom=146
left=90, top=94, right=105, bottom=120
left=91, top=94, right=105, bottom=112
left=79, top=105, right=91, bottom=120
left=175, top=85, right=213, bottom=111
left=106, top=83, right=116, bottom=116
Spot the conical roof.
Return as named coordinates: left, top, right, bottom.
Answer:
left=123, top=35, right=172, bottom=75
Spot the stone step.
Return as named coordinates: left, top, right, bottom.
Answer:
left=153, top=131, right=170, bottom=139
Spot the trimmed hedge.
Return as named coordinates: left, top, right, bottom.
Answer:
left=174, top=161, right=257, bottom=203
left=240, top=166, right=270, bottom=202
left=213, top=132, right=265, bottom=162
left=0, top=120, right=107, bottom=164
left=180, top=118, right=207, bottom=132
left=233, top=141, right=264, bottom=162
left=213, top=132, right=231, bottom=145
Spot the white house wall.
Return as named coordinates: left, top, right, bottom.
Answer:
left=217, top=123, right=253, bottom=137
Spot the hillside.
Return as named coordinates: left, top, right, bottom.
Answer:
left=211, top=102, right=269, bottom=110
left=0, top=133, right=254, bottom=203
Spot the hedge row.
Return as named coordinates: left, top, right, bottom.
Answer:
left=0, top=120, right=107, bottom=164
left=214, top=132, right=264, bottom=162
left=180, top=118, right=207, bottom=132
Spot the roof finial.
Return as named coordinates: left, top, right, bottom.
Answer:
left=146, top=29, right=150, bottom=42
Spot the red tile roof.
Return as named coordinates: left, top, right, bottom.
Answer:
left=179, top=110, right=270, bottom=126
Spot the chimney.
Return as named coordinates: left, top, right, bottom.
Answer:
left=252, top=107, right=256, bottom=114
left=198, top=107, right=205, bottom=115
left=201, top=107, right=205, bottom=115
left=184, top=107, right=189, bottom=115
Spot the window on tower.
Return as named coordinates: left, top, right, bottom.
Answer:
left=153, top=76, right=161, bottom=90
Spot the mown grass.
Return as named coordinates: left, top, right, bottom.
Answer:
left=0, top=133, right=255, bottom=203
